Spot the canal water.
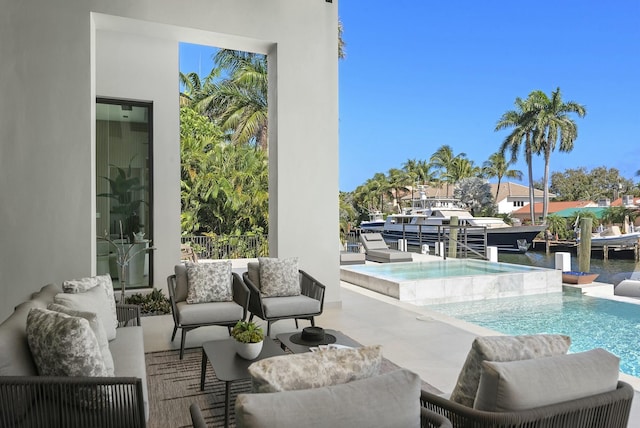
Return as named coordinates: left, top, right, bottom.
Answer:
left=499, top=251, right=640, bottom=285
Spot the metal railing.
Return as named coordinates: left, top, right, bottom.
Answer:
left=181, top=235, right=268, bottom=259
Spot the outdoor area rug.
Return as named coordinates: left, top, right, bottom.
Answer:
left=145, top=347, right=443, bottom=428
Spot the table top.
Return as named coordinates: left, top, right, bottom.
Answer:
left=276, top=329, right=362, bottom=354
left=202, top=337, right=286, bottom=382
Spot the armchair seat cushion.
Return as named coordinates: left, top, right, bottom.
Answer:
left=261, top=295, right=321, bottom=318
left=109, top=326, right=149, bottom=420
left=176, top=301, right=244, bottom=325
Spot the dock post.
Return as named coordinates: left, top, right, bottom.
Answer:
left=603, top=245, right=608, bottom=261
left=578, top=218, right=592, bottom=273
left=448, top=216, right=458, bottom=259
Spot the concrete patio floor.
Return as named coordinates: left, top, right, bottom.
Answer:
left=142, top=276, right=640, bottom=426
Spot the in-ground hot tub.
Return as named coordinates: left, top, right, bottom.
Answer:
left=340, top=258, right=562, bottom=305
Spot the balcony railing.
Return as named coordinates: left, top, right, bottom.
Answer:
left=181, top=235, right=268, bottom=259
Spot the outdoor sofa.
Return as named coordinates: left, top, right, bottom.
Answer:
left=0, top=278, right=147, bottom=428
left=359, top=232, right=413, bottom=263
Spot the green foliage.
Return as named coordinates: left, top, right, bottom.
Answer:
left=125, top=289, right=171, bottom=315
left=601, top=207, right=638, bottom=225
left=231, top=320, right=264, bottom=343
left=180, top=107, right=268, bottom=236
left=545, top=214, right=571, bottom=240
left=550, top=167, right=637, bottom=201
left=567, top=210, right=600, bottom=233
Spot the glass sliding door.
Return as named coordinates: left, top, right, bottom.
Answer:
left=96, top=98, right=153, bottom=290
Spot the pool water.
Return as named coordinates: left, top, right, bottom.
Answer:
left=347, top=259, right=539, bottom=281
left=425, top=290, right=640, bottom=377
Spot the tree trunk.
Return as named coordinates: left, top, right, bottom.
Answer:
left=542, top=148, right=551, bottom=222
left=526, top=147, right=535, bottom=225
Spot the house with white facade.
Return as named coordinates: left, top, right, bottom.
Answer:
left=0, top=0, right=339, bottom=319
left=490, top=182, right=549, bottom=215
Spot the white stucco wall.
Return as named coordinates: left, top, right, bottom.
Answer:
left=0, top=0, right=339, bottom=319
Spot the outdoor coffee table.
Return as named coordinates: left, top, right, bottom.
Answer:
left=200, top=337, right=286, bottom=427
left=276, top=329, right=362, bottom=353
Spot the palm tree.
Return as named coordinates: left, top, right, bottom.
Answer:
left=446, top=157, right=480, bottom=184
left=387, top=168, right=412, bottom=212
left=430, top=145, right=467, bottom=195
left=482, top=152, right=523, bottom=200
left=533, top=88, right=586, bottom=221
left=496, top=92, right=543, bottom=224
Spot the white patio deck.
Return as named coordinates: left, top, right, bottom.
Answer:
left=142, top=268, right=640, bottom=426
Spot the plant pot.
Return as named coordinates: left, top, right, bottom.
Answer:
left=562, top=271, right=599, bottom=285
left=235, top=340, right=263, bottom=360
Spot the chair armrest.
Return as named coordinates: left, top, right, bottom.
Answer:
left=420, top=407, right=452, bottom=428
left=116, top=303, right=141, bottom=327
left=420, top=381, right=634, bottom=428
left=189, top=403, right=207, bottom=428
left=242, top=272, right=266, bottom=318
left=0, top=376, right=146, bottom=427
left=232, top=272, right=250, bottom=320
left=299, top=270, right=326, bottom=306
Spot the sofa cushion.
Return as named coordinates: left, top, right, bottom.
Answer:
left=47, top=303, right=115, bottom=376
left=109, top=326, right=149, bottom=420
left=474, top=348, right=620, bottom=411
left=54, top=283, right=118, bottom=341
left=236, top=369, right=421, bottom=428
left=249, top=345, right=382, bottom=393
left=62, top=274, right=118, bottom=331
left=450, top=334, right=571, bottom=407
left=258, top=257, right=300, bottom=297
left=26, top=308, right=110, bottom=377
left=185, top=261, right=233, bottom=303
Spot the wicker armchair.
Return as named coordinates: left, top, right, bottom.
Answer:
left=0, top=303, right=146, bottom=428
left=168, top=265, right=250, bottom=359
left=242, top=263, right=325, bottom=336
left=420, top=381, right=634, bottom=428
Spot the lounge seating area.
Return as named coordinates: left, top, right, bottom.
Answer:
left=360, top=232, right=413, bottom=263
left=1, top=263, right=637, bottom=428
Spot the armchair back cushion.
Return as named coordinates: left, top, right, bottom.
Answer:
left=474, top=348, right=620, bottom=411
left=450, top=334, right=571, bottom=407
left=257, top=257, right=300, bottom=297
left=247, top=262, right=261, bottom=290
left=236, top=369, right=421, bottom=428
left=185, top=261, right=233, bottom=303
left=248, top=345, right=383, bottom=393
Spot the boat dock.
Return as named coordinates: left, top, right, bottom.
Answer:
left=533, top=239, right=640, bottom=261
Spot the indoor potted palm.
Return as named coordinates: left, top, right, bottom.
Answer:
left=231, top=320, right=264, bottom=360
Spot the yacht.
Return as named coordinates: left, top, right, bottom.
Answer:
left=381, top=197, right=545, bottom=253
left=359, top=210, right=385, bottom=233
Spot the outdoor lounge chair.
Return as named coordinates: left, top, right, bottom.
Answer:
left=359, top=232, right=413, bottom=263
left=243, top=260, right=325, bottom=336
left=167, top=263, right=250, bottom=359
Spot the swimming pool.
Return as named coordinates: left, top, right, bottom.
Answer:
left=340, top=259, right=562, bottom=305
left=425, top=290, right=640, bottom=377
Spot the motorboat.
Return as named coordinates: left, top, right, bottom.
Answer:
left=359, top=210, right=385, bottom=233
left=587, top=226, right=640, bottom=248
left=381, top=197, right=545, bottom=253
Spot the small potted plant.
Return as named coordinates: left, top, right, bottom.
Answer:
left=231, top=320, right=264, bottom=360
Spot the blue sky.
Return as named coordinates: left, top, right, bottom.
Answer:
left=180, top=1, right=640, bottom=192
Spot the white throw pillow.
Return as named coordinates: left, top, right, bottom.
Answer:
left=47, top=303, right=115, bottom=376
left=26, top=308, right=110, bottom=378
left=63, top=274, right=118, bottom=330
left=185, top=261, right=233, bottom=303
left=54, top=284, right=117, bottom=340
left=258, top=257, right=300, bottom=297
